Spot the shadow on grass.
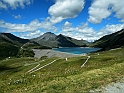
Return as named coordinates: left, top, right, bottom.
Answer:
left=0, top=65, right=21, bottom=72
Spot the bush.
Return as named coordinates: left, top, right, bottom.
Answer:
left=17, top=48, right=34, bottom=57
left=40, top=56, right=48, bottom=60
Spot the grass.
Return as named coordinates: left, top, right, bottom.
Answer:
left=0, top=47, right=124, bottom=93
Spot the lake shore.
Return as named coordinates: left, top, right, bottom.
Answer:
left=33, top=49, right=86, bottom=58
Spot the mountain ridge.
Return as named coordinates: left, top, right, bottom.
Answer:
left=32, top=32, right=88, bottom=48
left=90, top=29, right=124, bottom=50
left=0, top=33, right=50, bottom=59
left=1, top=28, right=124, bottom=59
left=0, top=33, right=29, bottom=46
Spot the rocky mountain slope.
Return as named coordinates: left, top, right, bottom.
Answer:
left=32, top=32, right=88, bottom=48
left=90, top=29, right=124, bottom=50
left=0, top=33, right=29, bottom=46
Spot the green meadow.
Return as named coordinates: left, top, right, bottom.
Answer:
left=0, top=47, right=124, bottom=93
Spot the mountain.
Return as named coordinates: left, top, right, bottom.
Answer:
left=0, top=32, right=87, bottom=58
left=0, top=33, right=28, bottom=59
left=32, top=32, right=88, bottom=48
left=0, top=33, right=29, bottom=46
left=21, top=41, right=51, bottom=49
left=0, top=33, right=49, bottom=59
left=90, top=29, right=124, bottom=50
left=56, top=34, right=87, bottom=47
left=32, top=32, right=58, bottom=47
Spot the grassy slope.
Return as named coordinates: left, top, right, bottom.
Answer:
left=90, top=29, right=124, bottom=50
left=0, top=47, right=124, bottom=93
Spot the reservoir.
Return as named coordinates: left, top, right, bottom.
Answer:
left=53, top=47, right=100, bottom=54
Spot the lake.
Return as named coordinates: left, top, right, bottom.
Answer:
left=53, top=47, right=100, bottom=54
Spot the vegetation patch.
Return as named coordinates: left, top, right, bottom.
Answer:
left=0, top=43, right=19, bottom=59
left=0, top=47, right=123, bottom=93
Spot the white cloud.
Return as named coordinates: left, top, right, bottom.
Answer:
left=88, top=0, right=124, bottom=24
left=48, top=0, right=85, bottom=24
left=98, top=24, right=124, bottom=36
left=13, top=14, right=22, bottom=19
left=0, top=1, right=7, bottom=9
left=0, top=0, right=33, bottom=9
left=62, top=21, right=75, bottom=32
left=61, top=21, right=124, bottom=42
left=1, top=20, right=123, bottom=41
left=20, top=30, right=43, bottom=39
left=76, top=23, right=95, bottom=34
left=61, top=22, right=96, bottom=41
left=0, top=19, right=58, bottom=39
left=64, top=21, right=72, bottom=27
left=0, top=19, right=57, bottom=33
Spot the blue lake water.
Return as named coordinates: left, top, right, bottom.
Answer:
left=53, top=47, right=100, bottom=54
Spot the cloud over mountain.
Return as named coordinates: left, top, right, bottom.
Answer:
left=0, top=0, right=124, bottom=42
left=0, top=19, right=57, bottom=33
left=61, top=21, right=124, bottom=42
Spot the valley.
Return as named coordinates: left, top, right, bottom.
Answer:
left=0, top=46, right=124, bottom=93
left=0, top=0, right=124, bottom=92
left=0, top=29, right=124, bottom=93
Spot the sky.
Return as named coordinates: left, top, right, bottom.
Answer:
left=0, top=0, right=124, bottom=42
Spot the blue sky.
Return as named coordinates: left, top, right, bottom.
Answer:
left=0, top=0, right=124, bottom=41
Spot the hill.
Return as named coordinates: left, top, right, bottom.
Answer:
left=0, top=46, right=123, bottom=92
left=0, top=31, right=124, bottom=92
left=0, top=33, right=50, bottom=59
left=90, top=29, right=124, bottom=50
left=0, top=33, right=29, bottom=46
left=0, top=33, right=29, bottom=59
left=32, top=32, right=88, bottom=48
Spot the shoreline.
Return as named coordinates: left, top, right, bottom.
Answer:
left=33, top=49, right=85, bottom=58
